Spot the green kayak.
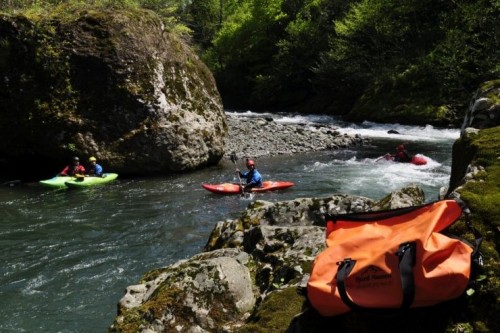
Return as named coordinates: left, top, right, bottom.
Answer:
left=39, top=175, right=75, bottom=188
left=64, top=173, right=118, bottom=188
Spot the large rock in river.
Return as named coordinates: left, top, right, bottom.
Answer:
left=0, top=10, right=225, bottom=177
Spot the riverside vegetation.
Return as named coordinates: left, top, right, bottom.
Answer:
left=2, top=0, right=499, bottom=125
left=0, top=1, right=498, bottom=332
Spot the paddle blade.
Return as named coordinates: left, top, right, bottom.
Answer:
left=230, top=151, right=238, bottom=164
left=75, top=174, right=85, bottom=181
left=240, top=192, right=254, bottom=200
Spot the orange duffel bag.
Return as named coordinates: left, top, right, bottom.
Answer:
left=307, top=198, right=482, bottom=316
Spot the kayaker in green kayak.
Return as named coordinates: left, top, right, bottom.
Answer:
left=87, top=156, right=103, bottom=177
left=59, top=156, right=86, bottom=176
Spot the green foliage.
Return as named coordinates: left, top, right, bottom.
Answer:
left=204, top=0, right=287, bottom=107
left=0, top=1, right=193, bottom=36
left=310, top=0, right=498, bottom=120
left=0, top=0, right=140, bottom=15
left=179, top=0, right=239, bottom=49
left=196, top=0, right=499, bottom=120
left=429, top=1, right=500, bottom=94
left=203, top=0, right=352, bottom=108
left=263, top=0, right=350, bottom=107
left=2, top=0, right=499, bottom=121
left=137, top=0, right=192, bottom=35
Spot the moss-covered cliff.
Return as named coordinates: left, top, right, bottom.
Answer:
left=443, top=80, right=500, bottom=332
left=448, top=126, right=500, bottom=331
left=0, top=9, right=225, bottom=179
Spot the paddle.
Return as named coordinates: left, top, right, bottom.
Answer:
left=377, top=142, right=411, bottom=162
left=2, top=180, right=20, bottom=187
left=75, top=174, right=86, bottom=182
left=375, top=154, right=391, bottom=162
left=230, top=152, right=245, bottom=196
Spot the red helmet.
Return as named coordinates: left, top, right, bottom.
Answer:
left=246, top=159, right=255, bottom=167
left=397, top=145, right=405, bottom=151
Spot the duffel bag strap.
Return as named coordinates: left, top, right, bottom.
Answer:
left=396, top=242, right=416, bottom=309
left=337, top=242, right=417, bottom=313
left=336, top=258, right=360, bottom=311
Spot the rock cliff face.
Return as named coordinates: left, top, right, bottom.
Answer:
left=448, top=80, right=500, bottom=195
left=460, top=80, right=500, bottom=132
left=0, top=10, right=225, bottom=177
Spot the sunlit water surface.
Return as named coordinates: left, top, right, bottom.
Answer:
left=0, top=113, right=459, bottom=332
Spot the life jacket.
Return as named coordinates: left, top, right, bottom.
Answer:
left=62, top=164, right=85, bottom=176
left=394, top=150, right=412, bottom=162
left=87, top=163, right=103, bottom=176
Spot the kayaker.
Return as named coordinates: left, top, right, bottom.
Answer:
left=59, top=156, right=86, bottom=176
left=390, top=144, right=413, bottom=163
left=87, top=156, right=103, bottom=177
left=236, top=159, right=263, bottom=190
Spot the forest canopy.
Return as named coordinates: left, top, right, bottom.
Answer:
left=2, top=0, right=499, bottom=124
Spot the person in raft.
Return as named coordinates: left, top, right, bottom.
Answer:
left=59, top=156, right=86, bottom=176
left=86, top=156, right=103, bottom=177
left=236, top=158, right=263, bottom=190
left=388, top=144, right=413, bottom=163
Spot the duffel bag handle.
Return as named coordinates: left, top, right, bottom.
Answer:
left=337, top=242, right=416, bottom=313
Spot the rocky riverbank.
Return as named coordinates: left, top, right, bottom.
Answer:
left=109, top=81, right=500, bottom=333
left=110, top=185, right=427, bottom=333
left=223, top=114, right=364, bottom=160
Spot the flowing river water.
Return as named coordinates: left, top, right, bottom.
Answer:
left=0, top=112, right=460, bottom=332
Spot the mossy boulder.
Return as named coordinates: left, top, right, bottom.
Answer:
left=111, top=249, right=255, bottom=332
left=0, top=10, right=225, bottom=178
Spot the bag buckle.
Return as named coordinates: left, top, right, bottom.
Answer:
left=396, top=242, right=416, bottom=266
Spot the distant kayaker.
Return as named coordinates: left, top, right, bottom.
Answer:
left=389, top=144, right=413, bottom=163
left=236, top=159, right=263, bottom=190
left=87, top=156, right=103, bottom=177
left=59, top=156, right=86, bottom=176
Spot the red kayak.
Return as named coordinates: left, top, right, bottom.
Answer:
left=383, top=154, right=427, bottom=165
left=410, top=155, right=428, bottom=165
left=202, top=181, right=295, bottom=195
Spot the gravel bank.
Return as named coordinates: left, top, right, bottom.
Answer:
left=223, top=114, right=364, bottom=160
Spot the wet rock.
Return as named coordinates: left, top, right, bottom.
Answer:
left=111, top=185, right=425, bottom=332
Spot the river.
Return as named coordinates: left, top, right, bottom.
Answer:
left=0, top=112, right=459, bottom=332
